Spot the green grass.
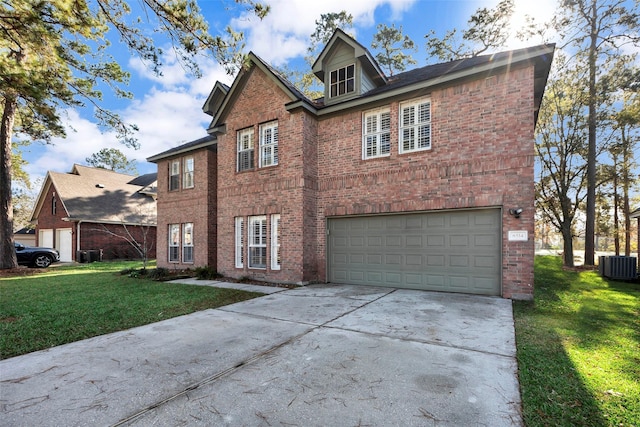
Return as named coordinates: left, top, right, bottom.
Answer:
left=0, top=261, right=262, bottom=360
left=514, top=256, right=639, bottom=427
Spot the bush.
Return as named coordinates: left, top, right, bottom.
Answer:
left=146, top=268, right=169, bottom=281
left=195, top=266, right=221, bottom=280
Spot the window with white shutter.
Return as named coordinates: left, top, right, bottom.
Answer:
left=399, top=98, right=431, bottom=153
left=363, top=108, right=391, bottom=159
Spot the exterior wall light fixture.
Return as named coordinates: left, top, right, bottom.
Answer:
left=509, top=208, right=523, bottom=219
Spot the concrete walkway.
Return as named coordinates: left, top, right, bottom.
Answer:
left=0, top=282, right=521, bottom=426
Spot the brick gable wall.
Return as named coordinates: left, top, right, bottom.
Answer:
left=216, top=67, right=313, bottom=283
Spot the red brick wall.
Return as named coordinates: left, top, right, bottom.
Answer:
left=216, top=67, right=313, bottom=283
left=79, top=222, right=156, bottom=260
left=209, top=63, right=536, bottom=298
left=155, top=147, right=217, bottom=270
left=314, top=65, right=536, bottom=298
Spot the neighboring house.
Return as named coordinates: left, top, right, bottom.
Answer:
left=14, top=227, right=36, bottom=247
left=31, top=165, right=157, bottom=262
left=149, top=30, right=554, bottom=299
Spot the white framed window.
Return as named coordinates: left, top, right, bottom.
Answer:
left=237, top=128, right=254, bottom=172
left=399, top=98, right=431, bottom=153
left=168, top=224, right=180, bottom=262
left=363, top=108, right=391, bottom=159
left=183, top=157, right=194, bottom=189
left=235, top=217, right=244, bottom=268
left=330, top=64, right=355, bottom=98
left=271, top=214, right=281, bottom=270
left=169, top=160, right=180, bottom=191
left=248, top=215, right=267, bottom=269
left=259, top=121, right=278, bottom=168
left=182, top=223, right=194, bottom=263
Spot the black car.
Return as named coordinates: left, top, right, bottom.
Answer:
left=14, top=243, right=60, bottom=268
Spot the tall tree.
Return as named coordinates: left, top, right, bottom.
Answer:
left=86, top=148, right=137, bottom=174
left=425, top=0, right=514, bottom=62
left=554, top=0, right=639, bottom=266
left=535, top=54, right=591, bottom=267
left=0, top=0, right=267, bottom=269
left=371, top=23, right=417, bottom=76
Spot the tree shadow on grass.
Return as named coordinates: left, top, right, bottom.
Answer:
left=514, top=299, right=608, bottom=426
left=514, top=256, right=610, bottom=426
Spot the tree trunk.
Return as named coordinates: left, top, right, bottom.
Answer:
left=583, top=0, right=598, bottom=267
left=622, top=126, right=631, bottom=257
left=614, top=170, right=620, bottom=256
left=562, top=222, right=574, bottom=267
left=1, top=95, right=18, bottom=269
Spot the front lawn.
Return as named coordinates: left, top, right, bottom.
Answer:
left=0, top=261, right=262, bottom=359
left=514, top=256, right=639, bottom=426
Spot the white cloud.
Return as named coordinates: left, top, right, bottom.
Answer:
left=128, top=46, right=191, bottom=88
left=232, top=0, right=418, bottom=65
left=21, top=0, right=423, bottom=183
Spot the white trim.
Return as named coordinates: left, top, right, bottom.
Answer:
left=182, top=156, right=194, bottom=189
left=237, top=128, right=254, bottom=172
left=259, top=121, right=278, bottom=168
left=248, top=215, right=267, bottom=269
left=399, top=97, right=431, bottom=154
left=182, top=222, right=194, bottom=263
left=235, top=217, right=244, bottom=268
left=362, top=107, right=391, bottom=159
left=168, top=224, right=180, bottom=262
left=271, top=214, right=281, bottom=270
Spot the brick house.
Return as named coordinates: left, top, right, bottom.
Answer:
left=31, top=165, right=157, bottom=262
left=149, top=30, right=554, bottom=299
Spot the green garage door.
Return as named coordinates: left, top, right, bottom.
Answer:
left=327, top=209, right=501, bottom=295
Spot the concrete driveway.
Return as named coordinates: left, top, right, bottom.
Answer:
left=0, top=283, right=522, bottom=426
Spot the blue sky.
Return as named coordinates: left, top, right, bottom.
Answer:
left=19, top=0, right=559, bottom=185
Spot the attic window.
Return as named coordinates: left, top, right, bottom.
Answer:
left=330, top=64, right=355, bottom=98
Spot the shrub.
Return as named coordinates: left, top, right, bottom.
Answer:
left=147, top=268, right=169, bottom=281
left=195, top=266, right=221, bottom=280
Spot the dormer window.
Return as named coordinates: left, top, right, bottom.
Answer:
left=330, top=64, right=355, bottom=98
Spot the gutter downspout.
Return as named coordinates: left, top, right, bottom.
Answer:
left=77, top=220, right=83, bottom=253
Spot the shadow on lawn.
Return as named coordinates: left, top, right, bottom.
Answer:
left=514, top=256, right=608, bottom=426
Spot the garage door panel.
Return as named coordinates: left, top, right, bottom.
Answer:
left=450, top=235, right=469, bottom=246
left=385, top=254, right=402, bottom=265
left=328, top=209, right=501, bottom=295
left=450, top=255, right=469, bottom=267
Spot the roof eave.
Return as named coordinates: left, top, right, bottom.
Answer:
left=147, top=138, right=217, bottom=163
left=312, top=44, right=556, bottom=117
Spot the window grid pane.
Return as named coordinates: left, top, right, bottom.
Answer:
left=363, top=109, right=391, bottom=159
left=237, top=129, right=254, bottom=171
left=330, top=64, right=355, bottom=98
left=169, top=224, right=180, bottom=262
left=248, top=216, right=267, bottom=269
left=183, top=157, right=194, bottom=189
left=271, top=214, right=281, bottom=270
left=235, top=217, right=244, bottom=268
left=182, top=223, right=193, bottom=263
left=400, top=99, right=431, bottom=153
left=259, top=122, right=278, bottom=167
left=169, top=161, right=180, bottom=191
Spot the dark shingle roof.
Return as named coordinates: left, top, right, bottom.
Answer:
left=43, top=165, right=157, bottom=224
left=147, top=134, right=216, bottom=163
